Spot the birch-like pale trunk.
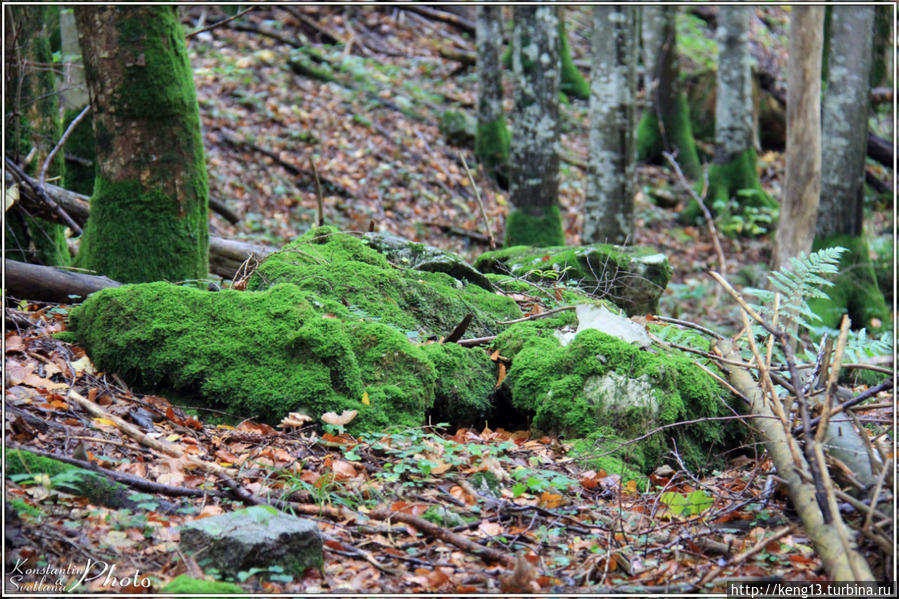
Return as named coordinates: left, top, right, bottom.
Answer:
left=817, top=6, right=875, bottom=238
left=772, top=7, right=824, bottom=270
left=714, top=5, right=754, bottom=162
left=505, top=4, right=563, bottom=247
left=583, top=4, right=637, bottom=245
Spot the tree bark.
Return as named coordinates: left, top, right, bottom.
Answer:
left=685, top=4, right=776, bottom=227
left=583, top=4, right=637, bottom=244
left=474, top=3, right=509, bottom=186
left=817, top=6, right=874, bottom=239
left=74, top=6, right=209, bottom=283
left=772, top=7, right=824, bottom=270
left=506, top=5, right=564, bottom=247
left=636, top=6, right=701, bottom=179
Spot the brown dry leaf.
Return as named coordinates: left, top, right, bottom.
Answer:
left=329, top=459, right=358, bottom=480
left=5, top=334, right=25, bottom=352
left=477, top=520, right=502, bottom=537
left=495, top=362, right=506, bottom=388
left=321, top=409, right=357, bottom=426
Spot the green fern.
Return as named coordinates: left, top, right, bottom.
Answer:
left=745, top=246, right=846, bottom=334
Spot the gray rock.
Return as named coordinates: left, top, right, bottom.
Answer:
left=362, top=231, right=493, bottom=290
left=179, top=505, right=323, bottom=575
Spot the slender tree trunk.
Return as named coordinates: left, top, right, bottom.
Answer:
left=583, top=4, right=637, bottom=245
left=475, top=3, right=509, bottom=186
left=685, top=4, right=775, bottom=227
left=506, top=5, right=564, bottom=247
left=636, top=6, right=701, bottom=179
left=3, top=5, right=70, bottom=266
left=59, top=7, right=94, bottom=195
left=772, top=7, right=824, bottom=270
left=74, top=6, right=209, bottom=283
left=811, top=6, right=887, bottom=331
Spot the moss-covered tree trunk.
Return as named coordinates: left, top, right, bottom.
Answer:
left=811, top=7, right=887, bottom=331
left=682, top=5, right=776, bottom=226
left=583, top=4, right=637, bottom=245
left=4, top=6, right=71, bottom=266
left=505, top=5, right=564, bottom=248
left=772, top=7, right=824, bottom=270
left=558, top=14, right=589, bottom=101
left=73, top=6, right=208, bottom=283
left=636, top=6, right=701, bottom=179
left=475, top=3, right=509, bottom=187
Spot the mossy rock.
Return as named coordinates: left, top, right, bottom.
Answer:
left=475, top=244, right=671, bottom=316
left=160, top=574, right=243, bottom=596
left=494, top=326, right=737, bottom=474
left=438, top=110, right=476, bottom=147
left=67, top=227, right=521, bottom=431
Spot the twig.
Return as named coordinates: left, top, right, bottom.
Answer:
left=793, top=378, right=894, bottom=436
left=652, top=315, right=725, bottom=340
left=370, top=505, right=513, bottom=566
left=40, top=104, right=90, bottom=188
left=663, top=151, right=726, bottom=277
left=696, top=525, right=795, bottom=587
left=309, top=155, right=324, bottom=226
left=497, top=305, right=575, bottom=325
left=186, top=6, right=254, bottom=39
left=459, top=152, right=495, bottom=250
left=5, top=156, right=83, bottom=235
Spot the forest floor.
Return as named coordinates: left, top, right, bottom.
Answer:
left=4, top=5, right=894, bottom=594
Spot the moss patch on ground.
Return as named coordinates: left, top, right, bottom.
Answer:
left=161, top=574, right=243, bottom=595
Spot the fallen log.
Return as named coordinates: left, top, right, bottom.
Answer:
left=4, top=259, right=121, bottom=303
left=5, top=176, right=274, bottom=280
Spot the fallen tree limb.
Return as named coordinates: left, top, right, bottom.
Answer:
left=715, top=339, right=874, bottom=580
left=4, top=259, right=121, bottom=303
left=400, top=4, right=475, bottom=36
left=370, top=505, right=514, bottom=566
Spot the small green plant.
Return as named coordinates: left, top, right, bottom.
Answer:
left=659, top=489, right=713, bottom=517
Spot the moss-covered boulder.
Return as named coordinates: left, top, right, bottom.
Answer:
left=67, top=227, right=519, bottom=431
left=438, top=110, right=476, bottom=147
left=492, top=325, right=735, bottom=473
left=474, top=244, right=671, bottom=316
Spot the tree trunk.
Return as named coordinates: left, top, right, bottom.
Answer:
left=810, top=6, right=887, bottom=332
left=474, top=3, right=509, bottom=186
left=505, top=5, right=564, bottom=248
left=4, top=5, right=71, bottom=266
left=74, top=6, right=209, bottom=283
left=583, top=4, right=637, bottom=245
left=685, top=4, right=775, bottom=226
left=59, top=7, right=94, bottom=196
left=772, top=7, right=824, bottom=270
left=636, top=6, right=701, bottom=179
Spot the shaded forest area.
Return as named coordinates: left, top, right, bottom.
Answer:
left=3, top=4, right=896, bottom=595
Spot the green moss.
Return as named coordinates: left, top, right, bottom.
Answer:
left=161, top=574, right=243, bottom=596
left=504, top=204, right=565, bottom=248
left=75, top=177, right=208, bottom=282
left=679, top=147, right=776, bottom=228
left=420, top=343, right=496, bottom=426
left=809, top=234, right=890, bottom=332
left=249, top=227, right=521, bottom=339
left=558, top=20, right=589, bottom=100
left=475, top=117, right=510, bottom=185
left=499, top=328, right=733, bottom=474
left=636, top=93, right=701, bottom=179
left=69, top=282, right=438, bottom=431
left=438, top=110, right=475, bottom=146
left=5, top=449, right=134, bottom=509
